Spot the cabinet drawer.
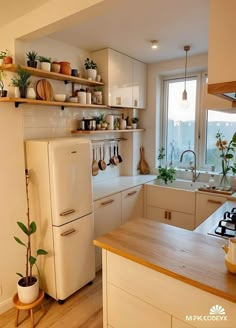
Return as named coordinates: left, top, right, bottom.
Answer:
left=195, top=192, right=226, bottom=227
left=107, top=283, right=171, bottom=328
left=146, top=206, right=195, bottom=230
left=121, top=185, right=143, bottom=223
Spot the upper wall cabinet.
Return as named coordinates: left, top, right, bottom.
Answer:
left=93, top=48, right=146, bottom=109
left=208, top=0, right=236, bottom=106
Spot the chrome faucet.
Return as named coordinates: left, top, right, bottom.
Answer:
left=179, top=150, right=199, bottom=182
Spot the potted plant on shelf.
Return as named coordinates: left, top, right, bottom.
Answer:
left=157, top=147, right=176, bottom=184
left=0, top=70, right=7, bottom=97
left=14, top=170, right=48, bottom=304
left=132, top=117, right=139, bottom=129
left=84, top=57, right=97, bottom=81
left=93, top=86, right=103, bottom=104
left=38, top=56, right=52, bottom=72
left=0, top=50, right=7, bottom=65
left=26, top=50, right=38, bottom=68
left=10, top=65, right=31, bottom=98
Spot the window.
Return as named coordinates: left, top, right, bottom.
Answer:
left=206, top=110, right=236, bottom=171
left=161, top=73, right=236, bottom=172
left=163, top=77, right=198, bottom=166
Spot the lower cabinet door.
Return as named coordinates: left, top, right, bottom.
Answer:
left=146, top=206, right=195, bottom=230
left=121, top=185, right=143, bottom=223
left=107, top=283, right=171, bottom=328
left=172, top=317, right=196, bottom=328
left=94, top=193, right=122, bottom=270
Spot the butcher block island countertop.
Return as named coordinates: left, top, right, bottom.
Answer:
left=94, top=217, right=236, bottom=303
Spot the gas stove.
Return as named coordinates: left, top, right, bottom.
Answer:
left=208, top=208, right=236, bottom=239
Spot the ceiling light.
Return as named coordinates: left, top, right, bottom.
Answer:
left=151, top=40, right=158, bottom=49
left=182, top=45, right=190, bottom=103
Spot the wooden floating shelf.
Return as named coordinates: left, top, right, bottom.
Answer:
left=71, top=129, right=144, bottom=134
left=0, top=64, right=104, bottom=87
left=0, top=97, right=110, bottom=110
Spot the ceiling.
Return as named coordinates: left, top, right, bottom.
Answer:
left=0, top=0, right=210, bottom=64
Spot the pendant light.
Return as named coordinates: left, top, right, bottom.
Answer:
left=182, top=45, right=190, bottom=101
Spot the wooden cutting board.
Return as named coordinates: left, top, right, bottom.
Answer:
left=36, top=79, right=53, bottom=101
left=139, top=146, right=150, bottom=174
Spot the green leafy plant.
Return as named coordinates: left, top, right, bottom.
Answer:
left=215, top=131, right=236, bottom=176
left=0, top=49, right=8, bottom=59
left=93, top=86, right=102, bottom=92
left=0, top=70, right=6, bottom=90
left=26, top=50, right=38, bottom=61
left=84, top=58, right=97, bottom=70
left=157, top=147, right=176, bottom=184
left=14, top=170, right=47, bottom=286
left=10, top=65, right=31, bottom=88
left=38, top=56, right=51, bottom=63
left=132, top=117, right=139, bottom=124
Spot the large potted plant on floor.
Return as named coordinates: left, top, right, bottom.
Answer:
left=14, top=169, right=48, bottom=304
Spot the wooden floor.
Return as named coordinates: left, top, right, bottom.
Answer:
left=0, top=271, right=103, bottom=328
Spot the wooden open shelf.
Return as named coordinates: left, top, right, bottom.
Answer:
left=71, top=129, right=144, bottom=135
left=0, top=97, right=110, bottom=110
left=0, top=64, right=104, bottom=87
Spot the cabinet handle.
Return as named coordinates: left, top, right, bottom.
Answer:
left=164, top=211, right=168, bottom=219
left=60, top=209, right=75, bottom=216
left=127, top=191, right=137, bottom=196
left=168, top=211, right=172, bottom=220
left=61, top=229, right=76, bottom=236
left=207, top=199, right=223, bottom=205
left=100, top=199, right=114, bottom=206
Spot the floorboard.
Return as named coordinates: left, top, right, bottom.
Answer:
left=0, top=271, right=102, bottom=328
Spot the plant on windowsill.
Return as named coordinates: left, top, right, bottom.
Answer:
left=215, top=131, right=236, bottom=190
left=14, top=169, right=48, bottom=304
left=157, top=147, right=176, bottom=184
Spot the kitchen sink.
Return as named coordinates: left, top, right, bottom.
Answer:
left=150, top=179, right=207, bottom=191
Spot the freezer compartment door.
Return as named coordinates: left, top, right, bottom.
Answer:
left=49, top=138, right=93, bottom=226
left=53, top=214, right=95, bottom=301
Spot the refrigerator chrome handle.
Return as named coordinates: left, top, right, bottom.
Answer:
left=60, top=209, right=76, bottom=216
left=61, top=229, right=76, bottom=236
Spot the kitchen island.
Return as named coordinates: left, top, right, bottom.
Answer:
left=94, top=215, right=236, bottom=328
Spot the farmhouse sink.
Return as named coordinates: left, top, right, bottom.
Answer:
left=150, top=179, right=207, bottom=191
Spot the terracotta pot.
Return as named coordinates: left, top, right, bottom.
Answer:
left=59, top=62, right=71, bottom=75
left=4, top=56, right=13, bottom=64
left=51, top=62, right=61, bottom=73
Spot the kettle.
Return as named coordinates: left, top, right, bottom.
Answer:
left=222, top=238, right=236, bottom=274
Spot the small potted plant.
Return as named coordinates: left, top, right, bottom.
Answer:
left=84, top=57, right=97, bottom=80
left=0, top=70, right=7, bottom=97
left=157, top=147, right=176, bottom=184
left=10, top=65, right=31, bottom=98
left=26, top=50, right=38, bottom=68
left=3, top=49, right=13, bottom=64
left=38, top=56, right=52, bottom=72
left=14, top=170, right=48, bottom=304
left=132, top=117, right=139, bottom=129
left=93, top=86, right=103, bottom=104
left=0, top=49, right=7, bottom=65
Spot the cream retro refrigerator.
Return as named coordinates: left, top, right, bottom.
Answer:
left=25, top=138, right=95, bottom=302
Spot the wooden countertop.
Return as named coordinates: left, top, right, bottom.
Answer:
left=94, top=216, right=236, bottom=303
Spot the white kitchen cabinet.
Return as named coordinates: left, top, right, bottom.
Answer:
left=172, top=317, right=195, bottom=328
left=146, top=206, right=195, bottom=231
left=144, top=183, right=195, bottom=230
left=93, top=48, right=146, bottom=108
left=94, top=193, right=122, bottom=270
left=121, top=185, right=143, bottom=223
left=195, top=192, right=227, bottom=227
left=107, top=283, right=171, bottom=328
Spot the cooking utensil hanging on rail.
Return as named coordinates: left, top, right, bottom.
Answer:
left=98, top=146, right=107, bottom=171
left=92, top=147, right=99, bottom=176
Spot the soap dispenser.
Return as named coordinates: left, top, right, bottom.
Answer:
left=209, top=175, right=216, bottom=188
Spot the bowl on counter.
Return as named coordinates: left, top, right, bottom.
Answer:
left=54, top=94, right=66, bottom=102
left=69, top=96, right=78, bottom=103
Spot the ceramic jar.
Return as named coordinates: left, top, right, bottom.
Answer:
left=77, top=90, right=86, bottom=104
left=59, top=62, right=71, bottom=75
left=26, top=87, right=36, bottom=99
left=119, top=119, right=127, bottom=130
left=51, top=62, right=61, bottom=73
